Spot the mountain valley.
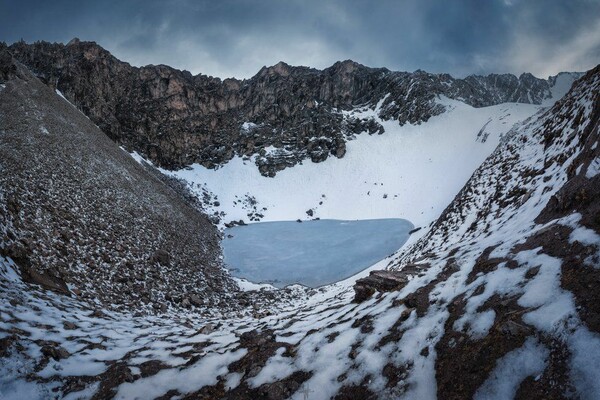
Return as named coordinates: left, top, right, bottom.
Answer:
left=0, top=40, right=599, bottom=400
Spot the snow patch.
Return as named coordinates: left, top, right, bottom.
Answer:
left=55, top=90, right=76, bottom=108
left=240, top=122, right=259, bottom=134
left=232, top=277, right=276, bottom=292
left=570, top=225, right=600, bottom=247
left=474, top=338, right=548, bottom=400
left=248, top=347, right=295, bottom=387
left=115, top=349, right=247, bottom=399
left=129, top=151, right=152, bottom=166
left=586, top=157, right=600, bottom=178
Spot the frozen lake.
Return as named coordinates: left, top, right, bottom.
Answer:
left=222, top=218, right=414, bottom=288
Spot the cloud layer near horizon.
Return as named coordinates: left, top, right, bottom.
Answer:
left=2, top=0, right=599, bottom=79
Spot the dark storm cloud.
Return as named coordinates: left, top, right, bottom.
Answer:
left=1, top=0, right=599, bottom=78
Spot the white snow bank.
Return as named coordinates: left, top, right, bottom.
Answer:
left=167, top=98, right=544, bottom=228
left=240, top=122, right=259, bottom=134
left=129, top=151, right=151, bottom=165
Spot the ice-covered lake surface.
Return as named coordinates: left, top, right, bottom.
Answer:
left=222, top=218, right=414, bottom=288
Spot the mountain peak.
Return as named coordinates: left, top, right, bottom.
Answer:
left=260, top=61, right=292, bottom=77
left=66, top=37, right=81, bottom=46
left=5, top=39, right=585, bottom=175
left=330, top=59, right=366, bottom=73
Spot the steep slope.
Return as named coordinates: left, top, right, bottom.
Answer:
left=0, top=52, right=237, bottom=312
left=378, top=63, right=600, bottom=400
left=5, top=39, right=581, bottom=176
left=1, top=54, right=598, bottom=399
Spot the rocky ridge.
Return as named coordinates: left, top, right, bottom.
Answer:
left=4, top=39, right=581, bottom=176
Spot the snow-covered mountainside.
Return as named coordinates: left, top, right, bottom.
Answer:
left=1, top=33, right=599, bottom=399
left=5, top=40, right=581, bottom=178
left=0, top=35, right=600, bottom=399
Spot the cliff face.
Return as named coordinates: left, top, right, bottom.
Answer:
left=6, top=39, right=575, bottom=176
left=0, top=53, right=237, bottom=312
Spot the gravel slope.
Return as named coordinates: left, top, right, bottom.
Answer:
left=0, top=52, right=237, bottom=313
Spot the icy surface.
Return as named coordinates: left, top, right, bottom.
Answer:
left=223, top=219, right=413, bottom=287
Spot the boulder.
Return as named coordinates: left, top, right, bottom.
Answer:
left=41, top=344, right=70, bottom=360
left=150, top=249, right=170, bottom=266
left=19, top=264, right=70, bottom=295
left=189, top=294, right=203, bottom=307
left=62, top=321, right=78, bottom=330
left=353, top=270, right=413, bottom=302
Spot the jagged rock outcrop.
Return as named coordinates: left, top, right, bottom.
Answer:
left=0, top=52, right=237, bottom=311
left=3, top=39, right=578, bottom=176
left=353, top=265, right=426, bottom=302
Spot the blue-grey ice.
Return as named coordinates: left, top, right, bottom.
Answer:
left=222, top=218, right=414, bottom=288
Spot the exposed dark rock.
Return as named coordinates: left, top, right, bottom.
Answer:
left=139, top=360, right=170, bottom=378
left=382, top=362, right=411, bottom=390
left=91, top=362, right=134, bottom=400
left=0, top=48, right=19, bottom=82
left=335, top=385, right=378, bottom=400
left=466, top=245, right=503, bottom=284
left=150, top=249, right=171, bottom=266
left=188, top=294, right=203, bottom=307
left=62, top=321, right=77, bottom=330
left=0, top=335, right=16, bottom=358
left=402, top=261, right=458, bottom=317
left=41, top=343, right=70, bottom=360
left=435, top=295, right=531, bottom=400
left=354, top=270, right=414, bottom=302
left=6, top=40, right=575, bottom=177
left=229, top=329, right=291, bottom=381
left=19, top=263, right=70, bottom=295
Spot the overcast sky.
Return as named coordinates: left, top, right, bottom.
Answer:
left=2, top=0, right=599, bottom=79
